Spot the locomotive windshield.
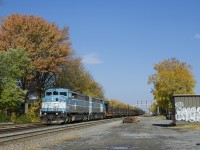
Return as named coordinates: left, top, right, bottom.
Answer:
left=60, top=92, right=67, bottom=96
left=45, top=91, right=67, bottom=96
left=46, top=92, right=52, bottom=96
left=53, top=91, right=58, bottom=95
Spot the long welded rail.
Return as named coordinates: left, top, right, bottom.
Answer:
left=0, top=123, right=47, bottom=134
left=0, top=118, right=122, bottom=144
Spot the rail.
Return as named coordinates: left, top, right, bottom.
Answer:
left=0, top=118, right=122, bottom=144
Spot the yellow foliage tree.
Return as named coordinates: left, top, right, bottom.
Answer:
left=148, top=58, right=196, bottom=113
left=109, top=99, right=128, bottom=108
left=149, top=102, right=157, bottom=114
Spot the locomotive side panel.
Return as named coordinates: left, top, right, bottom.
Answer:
left=89, top=96, right=106, bottom=119
left=67, top=92, right=90, bottom=114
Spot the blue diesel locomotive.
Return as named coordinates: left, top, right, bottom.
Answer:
left=40, top=88, right=106, bottom=124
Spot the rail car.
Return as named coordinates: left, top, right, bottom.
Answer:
left=40, top=88, right=144, bottom=124
left=105, top=103, right=141, bottom=118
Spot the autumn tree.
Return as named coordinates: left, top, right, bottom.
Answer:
left=55, top=56, right=104, bottom=98
left=0, top=14, right=72, bottom=98
left=148, top=58, right=196, bottom=113
left=109, top=99, right=128, bottom=108
left=84, top=80, right=104, bottom=98
left=149, top=102, right=157, bottom=114
left=109, top=99, right=139, bottom=110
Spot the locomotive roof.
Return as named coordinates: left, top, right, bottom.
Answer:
left=46, top=88, right=106, bottom=101
left=46, top=88, right=71, bottom=92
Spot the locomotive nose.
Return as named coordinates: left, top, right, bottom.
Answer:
left=51, top=96, right=60, bottom=102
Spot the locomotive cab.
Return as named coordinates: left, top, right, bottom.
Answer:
left=40, top=89, right=68, bottom=124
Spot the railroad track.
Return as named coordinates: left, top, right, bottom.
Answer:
left=0, top=123, right=47, bottom=134
left=0, top=118, right=122, bottom=144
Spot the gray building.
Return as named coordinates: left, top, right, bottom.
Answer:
left=171, top=94, right=200, bottom=124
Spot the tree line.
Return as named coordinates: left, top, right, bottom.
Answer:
left=0, top=14, right=106, bottom=119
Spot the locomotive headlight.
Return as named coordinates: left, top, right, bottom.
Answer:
left=44, top=113, right=46, bottom=115
left=56, top=113, right=58, bottom=115
left=52, top=97, right=54, bottom=101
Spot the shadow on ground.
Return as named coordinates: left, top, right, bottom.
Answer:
left=152, top=123, right=176, bottom=127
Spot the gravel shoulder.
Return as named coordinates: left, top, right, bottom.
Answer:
left=1, top=116, right=200, bottom=150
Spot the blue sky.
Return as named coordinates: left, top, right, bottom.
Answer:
left=1, top=0, right=200, bottom=111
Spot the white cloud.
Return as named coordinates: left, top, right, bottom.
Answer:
left=195, top=34, right=200, bottom=39
left=82, top=53, right=103, bottom=65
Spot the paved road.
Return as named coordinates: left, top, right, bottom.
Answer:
left=45, top=116, right=200, bottom=150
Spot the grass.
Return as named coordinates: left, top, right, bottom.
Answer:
left=172, top=122, right=200, bottom=130
left=156, top=115, right=166, bottom=120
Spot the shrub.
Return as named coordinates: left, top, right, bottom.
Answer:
left=27, top=101, right=40, bottom=122
left=15, top=114, right=32, bottom=124
left=15, top=102, right=40, bottom=124
left=10, top=113, right=17, bottom=123
left=0, top=113, right=9, bottom=122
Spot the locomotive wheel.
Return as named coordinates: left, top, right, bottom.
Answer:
left=65, top=116, right=70, bottom=123
left=83, top=115, right=87, bottom=121
left=67, top=116, right=72, bottom=122
left=87, top=115, right=90, bottom=121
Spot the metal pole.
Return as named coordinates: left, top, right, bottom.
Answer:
left=157, top=105, right=159, bottom=115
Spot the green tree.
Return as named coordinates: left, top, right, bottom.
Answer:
left=148, top=58, right=196, bottom=113
left=0, top=14, right=73, bottom=98
left=0, top=48, right=29, bottom=114
left=0, top=79, right=26, bottom=114
left=0, top=48, right=31, bottom=80
left=55, top=57, right=86, bottom=92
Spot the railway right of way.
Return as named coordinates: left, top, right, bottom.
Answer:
left=0, top=118, right=122, bottom=144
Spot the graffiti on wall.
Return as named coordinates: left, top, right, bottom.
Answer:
left=175, top=102, right=200, bottom=122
